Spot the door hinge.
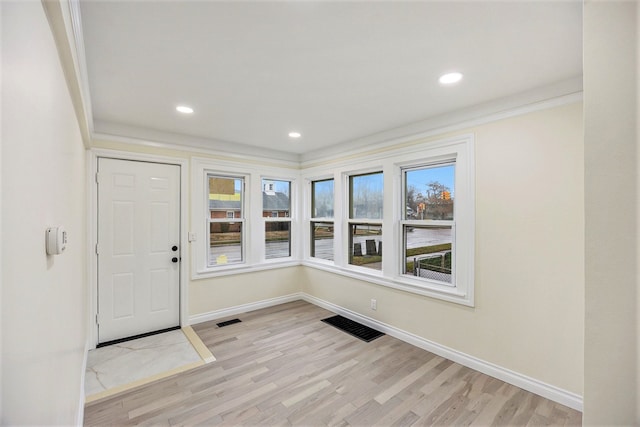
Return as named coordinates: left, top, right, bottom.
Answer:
left=95, top=243, right=99, bottom=255
left=95, top=313, right=99, bottom=325
left=95, top=172, right=100, bottom=184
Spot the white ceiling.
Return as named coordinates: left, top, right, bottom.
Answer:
left=79, top=1, right=582, bottom=160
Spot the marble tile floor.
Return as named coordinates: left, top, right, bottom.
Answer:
left=85, top=327, right=215, bottom=403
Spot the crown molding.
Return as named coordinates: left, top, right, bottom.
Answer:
left=91, top=129, right=301, bottom=169
left=92, top=120, right=301, bottom=165
left=300, top=77, right=583, bottom=167
left=93, top=85, right=582, bottom=170
left=51, top=0, right=582, bottom=168
left=42, top=0, right=94, bottom=147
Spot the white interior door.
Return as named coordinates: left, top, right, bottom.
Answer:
left=97, top=158, right=181, bottom=344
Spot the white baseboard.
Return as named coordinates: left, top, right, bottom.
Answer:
left=300, top=292, right=583, bottom=412
left=76, top=338, right=90, bottom=425
left=186, top=292, right=582, bottom=412
left=188, top=293, right=302, bottom=325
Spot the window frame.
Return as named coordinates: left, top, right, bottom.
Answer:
left=392, top=141, right=474, bottom=305
left=309, top=177, right=336, bottom=262
left=262, top=177, right=294, bottom=261
left=302, top=134, right=475, bottom=306
left=346, top=170, right=384, bottom=274
left=206, top=173, right=246, bottom=269
left=192, top=133, right=474, bottom=306
left=400, top=161, right=456, bottom=287
left=192, top=158, right=299, bottom=279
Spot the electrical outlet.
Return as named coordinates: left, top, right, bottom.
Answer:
left=370, top=298, right=377, bottom=311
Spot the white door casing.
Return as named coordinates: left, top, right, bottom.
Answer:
left=97, top=158, right=181, bottom=343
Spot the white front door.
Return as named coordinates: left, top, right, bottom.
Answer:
left=97, top=158, right=181, bottom=344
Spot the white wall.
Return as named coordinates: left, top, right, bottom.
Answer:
left=583, top=1, right=638, bottom=424
left=0, top=2, right=3, bottom=420
left=303, top=102, right=585, bottom=397
left=190, top=267, right=302, bottom=316
left=91, top=102, right=584, bottom=404
left=1, top=0, right=621, bottom=421
left=637, top=4, right=640, bottom=423
left=1, top=2, right=87, bottom=424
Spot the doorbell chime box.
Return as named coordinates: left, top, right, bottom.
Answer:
left=46, top=226, right=67, bottom=255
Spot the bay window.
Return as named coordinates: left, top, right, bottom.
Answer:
left=194, top=133, right=473, bottom=306
left=303, top=134, right=474, bottom=306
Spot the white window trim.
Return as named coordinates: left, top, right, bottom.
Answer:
left=341, top=167, right=385, bottom=277
left=192, top=134, right=474, bottom=305
left=191, top=158, right=300, bottom=279
left=206, top=173, right=247, bottom=269
left=309, top=220, right=335, bottom=262
left=399, top=223, right=456, bottom=288
left=205, top=172, right=248, bottom=270
left=307, top=176, right=336, bottom=263
left=302, top=134, right=475, bottom=306
left=262, top=177, right=295, bottom=261
left=399, top=161, right=456, bottom=287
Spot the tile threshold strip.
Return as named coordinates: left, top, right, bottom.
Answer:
left=85, top=326, right=215, bottom=404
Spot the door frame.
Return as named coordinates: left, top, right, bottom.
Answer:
left=88, top=148, right=189, bottom=349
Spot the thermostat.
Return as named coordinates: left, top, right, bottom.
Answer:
left=46, top=226, right=67, bottom=255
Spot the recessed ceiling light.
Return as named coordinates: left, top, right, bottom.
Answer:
left=439, top=72, right=463, bottom=85
left=288, top=132, right=301, bottom=138
left=176, top=105, right=194, bottom=114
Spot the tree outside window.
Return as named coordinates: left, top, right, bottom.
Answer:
left=403, top=164, right=455, bottom=284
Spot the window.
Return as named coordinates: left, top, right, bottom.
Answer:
left=348, top=172, right=383, bottom=270
left=303, top=135, right=474, bottom=306
left=311, top=179, right=334, bottom=260
left=208, top=175, right=244, bottom=266
left=193, top=158, right=299, bottom=277
left=263, top=179, right=291, bottom=259
left=402, top=164, right=455, bottom=284
left=194, top=135, right=473, bottom=305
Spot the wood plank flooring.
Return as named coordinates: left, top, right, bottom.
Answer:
left=84, top=301, right=582, bottom=426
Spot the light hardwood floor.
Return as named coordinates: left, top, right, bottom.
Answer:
left=84, top=301, right=582, bottom=426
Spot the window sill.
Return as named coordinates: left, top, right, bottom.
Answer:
left=301, top=259, right=473, bottom=307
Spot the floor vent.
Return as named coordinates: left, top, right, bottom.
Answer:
left=321, top=315, right=385, bottom=342
left=217, top=318, right=242, bottom=328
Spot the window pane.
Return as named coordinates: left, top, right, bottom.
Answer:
left=348, top=223, right=382, bottom=270
left=312, top=179, right=334, bottom=218
left=403, top=225, right=452, bottom=284
left=350, top=172, right=383, bottom=219
left=405, top=165, right=454, bottom=220
left=262, top=179, right=290, bottom=218
left=209, top=176, right=243, bottom=217
left=265, top=221, right=291, bottom=259
left=311, top=222, right=334, bottom=260
left=209, top=222, right=242, bottom=266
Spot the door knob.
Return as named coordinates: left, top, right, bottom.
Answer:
left=172, top=245, right=178, bottom=251
left=172, top=257, right=178, bottom=263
